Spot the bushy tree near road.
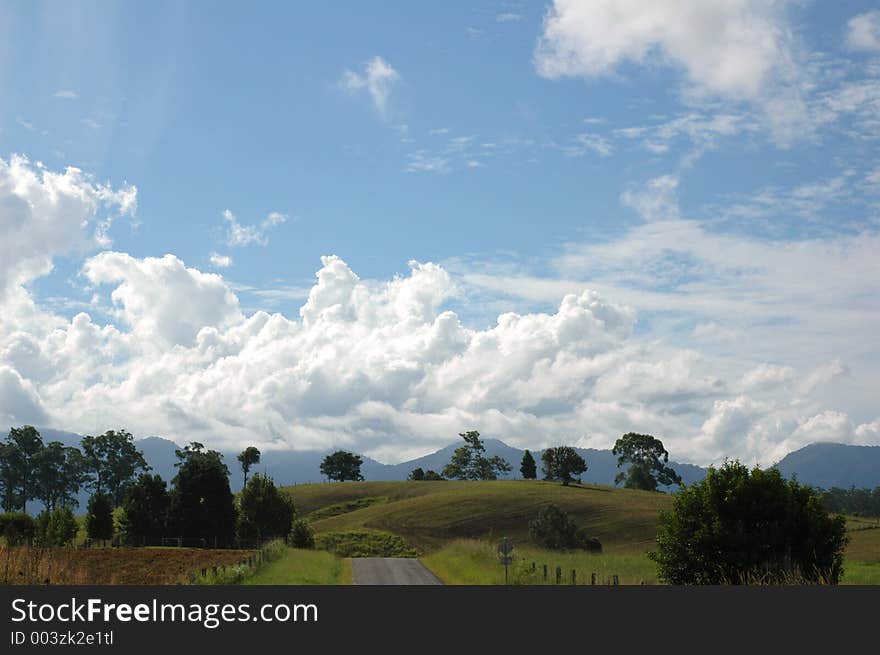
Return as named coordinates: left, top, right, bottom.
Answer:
left=650, top=461, right=848, bottom=584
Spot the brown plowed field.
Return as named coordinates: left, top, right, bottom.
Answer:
left=0, top=546, right=256, bottom=584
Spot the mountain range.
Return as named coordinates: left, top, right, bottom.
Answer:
left=28, top=428, right=880, bottom=511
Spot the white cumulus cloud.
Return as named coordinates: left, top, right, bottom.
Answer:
left=0, top=154, right=137, bottom=300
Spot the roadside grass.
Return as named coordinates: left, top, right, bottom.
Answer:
left=242, top=547, right=346, bottom=585
left=315, top=530, right=418, bottom=558
left=421, top=539, right=657, bottom=585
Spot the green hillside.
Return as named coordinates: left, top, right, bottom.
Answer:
left=285, top=480, right=672, bottom=553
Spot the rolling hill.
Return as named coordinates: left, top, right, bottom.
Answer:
left=288, top=479, right=674, bottom=553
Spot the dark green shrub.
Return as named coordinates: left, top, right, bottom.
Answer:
left=528, top=504, right=578, bottom=550
left=650, top=461, right=848, bottom=584
left=289, top=519, right=315, bottom=549
left=0, top=512, right=36, bottom=545
left=315, top=530, right=417, bottom=557
left=238, top=474, right=295, bottom=542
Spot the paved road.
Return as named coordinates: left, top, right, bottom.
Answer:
left=351, top=558, right=443, bottom=585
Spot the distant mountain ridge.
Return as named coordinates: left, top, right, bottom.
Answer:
left=773, top=442, right=880, bottom=490
left=28, top=429, right=880, bottom=508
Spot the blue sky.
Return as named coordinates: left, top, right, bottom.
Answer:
left=1, top=1, right=879, bottom=465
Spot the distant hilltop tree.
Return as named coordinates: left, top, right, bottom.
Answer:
left=520, top=450, right=537, bottom=480
left=612, top=433, right=682, bottom=491
left=541, top=447, right=587, bottom=486
left=320, top=451, right=364, bottom=482
left=409, top=468, right=444, bottom=481
left=442, top=431, right=511, bottom=481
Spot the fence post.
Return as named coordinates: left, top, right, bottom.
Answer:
left=555, top=566, right=562, bottom=584
left=612, top=574, right=619, bottom=586
left=531, top=562, right=536, bottom=573
left=201, top=568, right=206, bottom=577
left=571, top=570, right=576, bottom=585
left=542, top=564, right=547, bottom=581
left=591, top=572, right=596, bottom=585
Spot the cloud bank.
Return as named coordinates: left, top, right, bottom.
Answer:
left=1, top=157, right=877, bottom=466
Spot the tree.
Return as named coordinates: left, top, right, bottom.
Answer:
left=238, top=473, right=295, bottom=543
left=423, top=470, right=445, bottom=481
left=86, top=492, right=115, bottom=542
left=408, top=467, right=425, bottom=481
left=612, top=432, right=682, bottom=491
left=81, top=430, right=150, bottom=506
left=35, top=506, right=79, bottom=547
left=320, top=451, right=364, bottom=482
left=119, top=474, right=169, bottom=545
left=237, top=446, right=261, bottom=488
left=441, top=431, right=511, bottom=481
left=168, top=442, right=237, bottom=547
left=528, top=504, right=578, bottom=550
left=0, top=442, right=24, bottom=512
left=6, top=426, right=44, bottom=511
left=520, top=450, right=537, bottom=480
left=650, top=461, right=848, bottom=584
left=34, top=442, right=87, bottom=511
left=541, top=447, right=587, bottom=486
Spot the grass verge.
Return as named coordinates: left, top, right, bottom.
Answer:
left=243, top=547, right=346, bottom=585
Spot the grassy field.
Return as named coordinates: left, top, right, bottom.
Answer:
left=422, top=539, right=657, bottom=585
left=285, top=480, right=880, bottom=585
left=243, top=547, right=350, bottom=585
left=841, top=516, right=880, bottom=584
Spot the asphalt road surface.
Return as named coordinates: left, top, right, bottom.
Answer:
left=351, top=558, right=443, bottom=585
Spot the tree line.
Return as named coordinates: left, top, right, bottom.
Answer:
left=820, top=486, right=880, bottom=518
left=0, top=426, right=313, bottom=550
left=398, top=430, right=683, bottom=491
left=0, top=426, right=148, bottom=513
